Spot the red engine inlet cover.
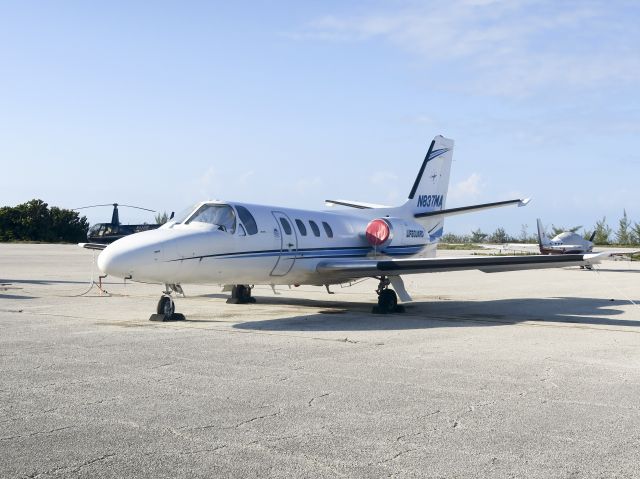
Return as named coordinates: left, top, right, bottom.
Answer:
left=366, top=219, right=391, bottom=246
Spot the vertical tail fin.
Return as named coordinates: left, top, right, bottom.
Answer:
left=401, top=135, right=454, bottom=243
left=537, top=218, right=550, bottom=251
left=404, top=135, right=454, bottom=215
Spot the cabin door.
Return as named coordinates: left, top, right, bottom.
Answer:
left=270, top=211, right=298, bottom=276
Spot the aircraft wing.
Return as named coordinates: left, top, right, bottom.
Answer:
left=79, top=243, right=108, bottom=251
left=317, top=253, right=606, bottom=279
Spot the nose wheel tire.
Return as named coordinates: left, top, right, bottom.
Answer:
left=157, top=295, right=175, bottom=316
left=149, top=295, right=184, bottom=321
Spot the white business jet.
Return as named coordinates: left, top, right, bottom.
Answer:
left=84, top=135, right=604, bottom=320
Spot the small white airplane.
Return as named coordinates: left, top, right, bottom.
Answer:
left=537, top=219, right=595, bottom=255
left=83, top=135, right=604, bottom=320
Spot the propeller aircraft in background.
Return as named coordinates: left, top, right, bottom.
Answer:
left=82, top=135, right=605, bottom=320
left=537, top=219, right=595, bottom=255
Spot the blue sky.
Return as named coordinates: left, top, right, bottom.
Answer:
left=1, top=0, right=639, bottom=235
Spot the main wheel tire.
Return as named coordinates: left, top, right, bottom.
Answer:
left=235, top=285, right=252, bottom=301
left=157, top=296, right=175, bottom=317
left=236, top=284, right=247, bottom=299
left=378, top=289, right=398, bottom=313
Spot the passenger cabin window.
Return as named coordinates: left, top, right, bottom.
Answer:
left=309, top=220, right=320, bottom=237
left=295, top=219, right=307, bottom=236
left=279, top=218, right=292, bottom=235
left=235, top=205, right=258, bottom=235
left=186, top=204, right=236, bottom=233
left=322, top=222, right=334, bottom=238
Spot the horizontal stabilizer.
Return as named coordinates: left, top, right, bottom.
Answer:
left=325, top=199, right=390, bottom=209
left=414, top=198, right=530, bottom=219
left=79, top=243, right=107, bottom=251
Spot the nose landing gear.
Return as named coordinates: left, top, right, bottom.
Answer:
left=372, top=276, right=405, bottom=314
left=149, top=284, right=186, bottom=321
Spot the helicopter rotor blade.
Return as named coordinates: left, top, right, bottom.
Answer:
left=118, top=204, right=156, bottom=213
left=73, top=204, right=117, bottom=210
left=73, top=203, right=155, bottom=213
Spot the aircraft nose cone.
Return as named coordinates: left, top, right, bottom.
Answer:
left=97, top=242, right=131, bottom=277
left=95, top=228, right=177, bottom=281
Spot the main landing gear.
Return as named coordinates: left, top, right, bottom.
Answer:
left=226, top=284, right=256, bottom=304
left=372, top=276, right=405, bottom=314
left=149, top=284, right=185, bottom=321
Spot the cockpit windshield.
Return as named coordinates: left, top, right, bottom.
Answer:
left=186, top=204, right=236, bottom=233
left=172, top=203, right=199, bottom=225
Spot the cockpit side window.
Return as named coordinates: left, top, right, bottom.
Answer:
left=186, top=204, right=236, bottom=233
left=235, top=205, right=258, bottom=235
left=172, top=203, right=199, bottom=224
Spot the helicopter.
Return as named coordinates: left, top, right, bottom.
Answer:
left=75, top=203, right=164, bottom=244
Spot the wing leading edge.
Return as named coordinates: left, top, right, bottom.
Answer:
left=317, top=253, right=606, bottom=279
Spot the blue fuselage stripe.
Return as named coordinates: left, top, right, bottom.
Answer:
left=168, top=244, right=427, bottom=262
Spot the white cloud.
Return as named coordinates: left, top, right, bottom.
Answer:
left=449, top=172, right=483, bottom=202
left=297, top=1, right=640, bottom=97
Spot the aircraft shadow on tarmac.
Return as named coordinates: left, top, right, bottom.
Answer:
left=0, top=293, right=37, bottom=300
left=230, top=296, right=640, bottom=332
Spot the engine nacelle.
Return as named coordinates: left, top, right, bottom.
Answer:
left=364, top=217, right=427, bottom=250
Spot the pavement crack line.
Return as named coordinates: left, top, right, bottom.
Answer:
left=24, top=453, right=116, bottom=478
left=308, top=393, right=330, bottom=407
left=375, top=448, right=418, bottom=465
left=231, top=409, right=282, bottom=429
left=1, top=425, right=75, bottom=441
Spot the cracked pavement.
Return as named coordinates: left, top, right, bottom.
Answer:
left=1, top=244, right=640, bottom=478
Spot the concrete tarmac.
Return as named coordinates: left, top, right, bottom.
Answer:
left=1, top=244, right=640, bottom=478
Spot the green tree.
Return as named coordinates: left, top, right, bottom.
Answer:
left=518, top=224, right=529, bottom=243
left=441, top=232, right=470, bottom=243
left=155, top=211, right=169, bottom=225
left=592, top=216, right=612, bottom=245
left=631, top=222, right=640, bottom=245
left=0, top=199, right=88, bottom=243
left=50, top=207, right=89, bottom=243
left=470, top=228, right=488, bottom=243
left=615, top=209, right=631, bottom=245
left=551, top=224, right=582, bottom=236
left=489, top=227, right=509, bottom=244
left=16, top=199, right=50, bottom=240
